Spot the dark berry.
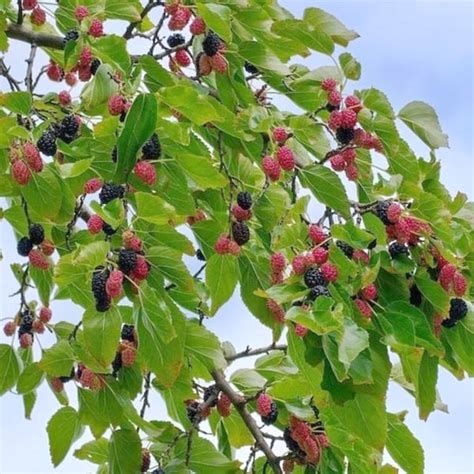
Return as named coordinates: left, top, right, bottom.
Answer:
left=428, top=266, right=440, bottom=281
left=232, top=221, right=250, bottom=246
left=244, top=62, right=258, bottom=74
left=121, top=324, right=135, bottom=342
left=196, top=249, right=206, bottom=261
left=91, top=266, right=109, bottom=300
left=37, top=131, right=57, bottom=156
left=142, top=133, right=161, bottom=160
left=103, top=223, right=116, bottom=236
left=409, top=285, right=423, bottom=307
left=29, top=224, right=45, bottom=245
left=119, top=111, right=127, bottom=123
left=112, top=351, right=122, bottom=376
left=449, top=298, right=468, bottom=322
left=389, top=242, right=409, bottom=258
left=326, top=103, right=339, bottom=112
left=336, top=240, right=354, bottom=259
left=304, top=267, right=327, bottom=288
left=186, top=401, right=200, bottom=423
left=20, top=312, right=34, bottom=331
left=261, top=401, right=278, bottom=425
left=95, top=296, right=111, bottom=312
left=441, top=317, right=457, bottom=328
left=335, top=127, right=354, bottom=145
left=368, top=239, right=377, bottom=250
left=203, top=385, right=219, bottom=407
left=63, top=29, right=79, bottom=44
left=308, top=285, right=330, bottom=301
left=17, top=237, right=33, bottom=257
left=111, top=146, right=117, bottom=163
left=99, top=182, right=125, bottom=205
left=58, top=115, right=79, bottom=142
left=202, top=32, right=220, bottom=56
left=118, top=249, right=137, bottom=274
left=90, top=58, right=101, bottom=75
left=375, top=201, right=391, bottom=225
left=284, top=428, right=304, bottom=456
left=237, top=191, right=252, bottom=210
left=167, top=33, right=185, bottom=48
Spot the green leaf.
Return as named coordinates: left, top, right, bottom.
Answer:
left=91, top=35, right=131, bottom=74
left=299, top=165, right=350, bottom=218
left=339, top=52, right=361, bottom=80
left=399, top=101, right=449, bottom=149
left=147, top=246, right=194, bottom=290
left=238, top=41, right=291, bottom=75
left=330, top=222, right=375, bottom=249
left=0, top=344, right=21, bottom=395
left=30, top=265, right=54, bottom=306
left=83, top=307, right=122, bottom=369
left=39, top=339, right=75, bottom=377
left=174, top=153, right=228, bottom=189
left=272, top=19, right=334, bottom=55
left=196, top=4, right=232, bottom=42
left=74, top=438, right=109, bottom=465
left=47, top=407, right=83, bottom=467
left=303, top=7, right=359, bottom=46
left=80, top=64, right=118, bottom=114
left=206, top=254, right=239, bottom=315
left=114, top=93, right=158, bottom=181
left=135, top=191, right=176, bottom=225
left=387, top=413, right=424, bottom=474
left=1, top=91, right=32, bottom=114
left=358, top=88, right=395, bottom=118
left=105, top=0, right=141, bottom=21
left=17, top=362, right=44, bottom=394
left=108, top=429, right=142, bottom=474
left=414, top=274, right=450, bottom=315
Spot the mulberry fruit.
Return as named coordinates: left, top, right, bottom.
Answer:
left=203, top=385, right=219, bottom=407
left=87, top=214, right=104, bottom=234
left=321, top=78, right=337, bottom=91
left=375, top=201, right=391, bottom=225
left=389, top=242, right=409, bottom=258
left=31, top=6, right=46, bottom=26
left=37, top=131, right=57, bottom=156
left=174, top=49, right=191, bottom=67
left=75, top=5, right=89, bottom=21
left=244, top=62, right=258, bottom=74
left=168, top=6, right=191, bottom=31
left=410, top=285, right=423, bottom=307
left=355, top=298, right=372, bottom=318
left=217, top=393, right=232, bottom=417
left=335, top=127, right=355, bottom=145
left=202, top=32, right=221, bottom=56
left=11, top=159, right=31, bottom=185
left=17, top=237, right=33, bottom=256
left=90, top=58, right=101, bottom=75
left=237, top=191, right=252, bottom=210
left=272, top=127, right=289, bottom=144
left=142, top=133, right=161, bottom=160
left=261, top=401, right=278, bottom=425
left=232, top=221, right=250, bottom=246
left=449, top=298, right=468, bottom=322
left=262, top=156, right=281, bottom=181
left=231, top=204, right=252, bottom=221
left=209, top=53, right=228, bottom=74
left=292, top=254, right=308, bottom=275
left=361, top=283, right=377, bottom=300
left=39, top=307, right=52, bottom=324
left=308, top=285, right=330, bottom=301
left=336, top=240, right=354, bottom=259
left=167, top=33, right=185, bottom=48
left=214, top=234, right=230, bottom=254
left=311, top=247, right=329, bottom=264
left=308, top=224, right=327, bottom=244
left=320, top=263, right=338, bottom=282
left=118, top=249, right=138, bottom=274
left=84, top=178, right=103, bottom=194
left=121, top=324, right=136, bottom=343
left=304, top=267, right=327, bottom=288
left=453, top=272, right=467, bottom=297
left=190, top=17, right=206, bottom=35
left=134, top=160, right=156, bottom=185
left=89, top=19, right=104, bottom=37
left=276, top=146, right=295, bottom=171
left=271, top=252, right=286, bottom=273
left=29, top=223, right=45, bottom=245
left=256, top=393, right=272, bottom=417
left=99, top=182, right=125, bottom=205
left=63, top=29, right=79, bottom=44
left=29, top=249, right=49, bottom=270
left=19, top=332, right=33, bottom=348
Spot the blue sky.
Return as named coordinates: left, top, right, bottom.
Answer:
left=1, top=1, right=473, bottom=473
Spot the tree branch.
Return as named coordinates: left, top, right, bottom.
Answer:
left=211, top=370, right=282, bottom=474
left=6, top=23, right=64, bottom=49
left=226, top=343, right=287, bottom=363
left=123, top=0, right=163, bottom=40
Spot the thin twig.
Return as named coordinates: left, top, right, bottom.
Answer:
left=226, top=343, right=287, bottom=362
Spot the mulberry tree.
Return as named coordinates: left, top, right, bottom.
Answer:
left=0, top=1, right=473, bottom=473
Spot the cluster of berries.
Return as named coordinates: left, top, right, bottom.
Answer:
left=197, top=32, right=228, bottom=75
left=354, top=283, right=378, bottom=319
left=165, top=1, right=192, bottom=30
left=112, top=324, right=138, bottom=375
left=256, top=393, right=278, bottom=425
left=3, top=306, right=51, bottom=348
left=329, top=147, right=359, bottom=181
left=9, top=141, right=43, bottom=185
left=437, top=298, right=468, bottom=330
left=132, top=133, right=161, bottom=186
left=283, top=415, right=329, bottom=468
left=17, top=223, right=54, bottom=270
left=437, top=261, right=467, bottom=297
left=262, top=127, right=295, bottom=182
left=186, top=385, right=234, bottom=423
left=23, top=0, right=46, bottom=26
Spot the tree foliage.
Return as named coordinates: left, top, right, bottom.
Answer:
left=0, top=1, right=473, bottom=473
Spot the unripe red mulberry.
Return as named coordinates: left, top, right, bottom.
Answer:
left=262, top=156, right=281, bottom=181
left=65, top=72, right=77, bottom=87
left=79, top=46, right=93, bottom=67
left=439, top=263, right=457, bottom=291
left=84, top=178, right=103, bottom=194
left=108, top=94, right=126, bottom=116
left=345, top=95, right=363, bottom=113
left=28, top=249, right=49, bottom=270
left=47, top=61, right=64, bottom=82
left=345, top=162, right=359, bottom=181
left=341, top=147, right=356, bottom=163
left=271, top=252, right=286, bottom=273
left=88, top=19, right=104, bottom=37
left=355, top=298, right=372, bottom=318
left=121, top=347, right=136, bottom=367
left=19, top=332, right=33, bottom=348
left=134, top=160, right=156, bottom=186
left=214, top=234, right=230, bottom=254
left=330, top=154, right=346, bottom=171
left=453, top=272, right=467, bottom=297
left=340, top=109, right=358, bottom=128
left=328, top=89, right=342, bottom=107
left=174, top=49, right=191, bottom=67
left=361, top=283, right=377, bottom=300
left=295, top=324, right=308, bottom=337
left=272, top=127, right=289, bottom=144
left=276, top=146, right=295, bottom=171
left=3, top=321, right=16, bottom=337
left=40, top=240, right=55, bottom=256
left=227, top=241, right=241, bottom=256
left=23, top=0, right=37, bottom=10
left=12, top=159, right=31, bottom=185
left=39, top=307, right=52, bottom=323
left=256, top=393, right=273, bottom=416
left=33, top=319, right=45, bottom=334
left=87, top=214, right=104, bottom=234
left=131, top=255, right=150, bottom=281
left=23, top=142, right=43, bottom=172
left=328, top=110, right=342, bottom=130
left=321, top=262, right=338, bottom=282
left=267, top=299, right=285, bottom=323
left=308, top=224, right=327, bottom=244
left=197, top=53, right=213, bottom=76
left=51, top=377, right=64, bottom=393
left=387, top=203, right=402, bottom=223
left=353, top=249, right=369, bottom=264
left=106, top=270, right=124, bottom=298
left=231, top=204, right=252, bottom=221
left=316, top=433, right=330, bottom=448
left=292, top=254, right=308, bottom=275
left=190, top=17, right=206, bottom=35
left=312, top=247, right=329, bottom=264
left=58, top=90, right=72, bottom=106
left=209, top=53, right=228, bottom=74
left=168, top=6, right=191, bottom=30
left=31, top=6, right=46, bottom=26
left=128, top=236, right=143, bottom=252
left=321, top=78, right=337, bottom=91
left=77, top=64, right=92, bottom=82
left=75, top=6, right=89, bottom=21
left=217, top=393, right=232, bottom=417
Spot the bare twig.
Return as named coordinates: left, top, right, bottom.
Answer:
left=17, top=0, right=23, bottom=25
left=25, top=45, right=37, bottom=93
left=123, top=0, right=163, bottom=40
left=226, top=343, right=287, bottom=363
left=139, top=372, right=152, bottom=419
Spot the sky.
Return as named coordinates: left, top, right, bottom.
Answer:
left=0, top=1, right=473, bottom=473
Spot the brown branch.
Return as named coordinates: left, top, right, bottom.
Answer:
left=123, top=0, right=163, bottom=40
left=226, top=343, right=287, bottom=363
left=211, top=370, right=282, bottom=474
left=139, top=372, right=152, bottom=419
left=6, top=23, right=64, bottom=49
